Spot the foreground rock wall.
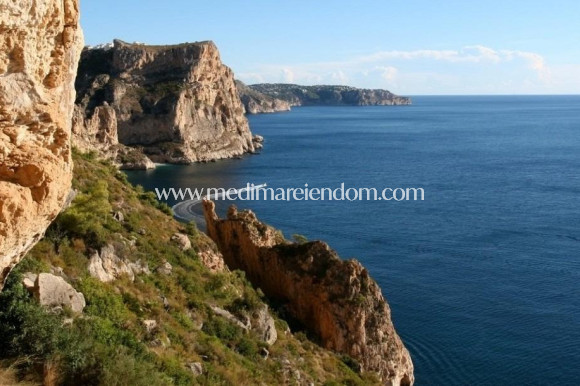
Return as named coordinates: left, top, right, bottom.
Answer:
left=203, top=201, right=414, bottom=385
left=74, top=40, right=257, bottom=163
left=0, top=0, right=83, bottom=288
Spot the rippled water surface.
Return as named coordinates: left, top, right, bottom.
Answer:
left=126, top=96, right=580, bottom=385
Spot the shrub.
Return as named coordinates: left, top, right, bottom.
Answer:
left=292, top=234, right=309, bottom=244
left=56, top=181, right=116, bottom=248
left=77, top=278, right=131, bottom=326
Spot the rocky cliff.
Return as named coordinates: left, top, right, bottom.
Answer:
left=73, top=40, right=260, bottom=164
left=203, top=201, right=414, bottom=385
left=0, top=0, right=83, bottom=289
left=248, top=83, right=412, bottom=107
left=236, top=80, right=291, bottom=114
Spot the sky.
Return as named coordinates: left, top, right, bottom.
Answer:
left=81, top=0, right=580, bottom=95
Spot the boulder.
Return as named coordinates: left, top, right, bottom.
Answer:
left=252, top=305, right=277, bottom=346
left=142, top=319, right=158, bottom=334
left=156, top=261, right=173, bottom=276
left=187, top=362, right=203, bottom=376
left=171, top=233, right=191, bottom=251
left=33, top=273, right=85, bottom=313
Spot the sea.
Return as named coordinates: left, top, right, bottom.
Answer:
left=126, top=96, right=580, bottom=385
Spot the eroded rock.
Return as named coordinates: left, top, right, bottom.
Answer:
left=33, top=273, right=85, bottom=313
left=73, top=40, right=255, bottom=164
left=0, top=0, right=84, bottom=289
left=88, top=243, right=149, bottom=282
left=203, top=200, right=414, bottom=385
left=171, top=233, right=191, bottom=251
left=236, top=80, right=291, bottom=114
left=252, top=304, right=277, bottom=346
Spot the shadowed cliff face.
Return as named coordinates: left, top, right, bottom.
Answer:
left=0, top=0, right=84, bottom=289
left=73, top=40, right=257, bottom=163
left=203, top=200, right=414, bottom=385
left=235, top=80, right=291, bottom=114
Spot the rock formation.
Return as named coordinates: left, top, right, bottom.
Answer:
left=87, top=243, right=150, bottom=283
left=209, top=304, right=277, bottom=345
left=73, top=40, right=260, bottom=164
left=236, top=80, right=291, bottom=114
left=29, top=273, right=86, bottom=313
left=248, top=83, right=412, bottom=107
left=0, top=0, right=83, bottom=289
left=204, top=201, right=414, bottom=385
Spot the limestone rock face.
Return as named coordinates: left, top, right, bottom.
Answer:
left=88, top=243, right=150, bottom=282
left=0, top=0, right=83, bottom=289
left=203, top=200, right=414, bottom=385
left=72, top=102, right=118, bottom=156
left=33, top=273, right=85, bottom=313
left=252, top=304, right=277, bottom=346
left=235, top=80, right=291, bottom=114
left=74, top=40, right=256, bottom=163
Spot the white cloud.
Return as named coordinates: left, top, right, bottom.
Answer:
left=236, top=72, right=265, bottom=84
left=330, top=70, right=348, bottom=84
left=281, top=68, right=294, bottom=83
left=500, top=50, right=550, bottom=81
left=235, top=45, right=573, bottom=94
left=375, top=66, right=398, bottom=81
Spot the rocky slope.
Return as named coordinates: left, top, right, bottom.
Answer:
left=248, top=83, right=412, bottom=106
left=204, top=201, right=414, bottom=385
left=0, top=0, right=83, bottom=289
left=73, top=40, right=260, bottom=164
left=0, top=153, right=382, bottom=385
left=236, top=80, right=291, bottom=114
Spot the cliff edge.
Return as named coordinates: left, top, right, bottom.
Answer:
left=236, top=80, right=291, bottom=114
left=0, top=0, right=83, bottom=288
left=73, top=40, right=258, bottom=164
left=248, top=83, right=411, bottom=107
left=203, top=200, right=414, bottom=385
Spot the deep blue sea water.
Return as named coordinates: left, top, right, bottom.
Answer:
left=126, top=96, right=580, bottom=385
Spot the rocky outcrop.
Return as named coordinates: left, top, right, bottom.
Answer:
left=252, top=304, right=277, bottom=346
left=235, top=80, right=291, bottom=114
left=0, top=0, right=83, bottom=289
left=197, top=246, right=226, bottom=272
left=248, top=83, right=412, bottom=107
left=203, top=201, right=413, bottom=385
left=30, top=273, right=86, bottom=313
left=210, top=304, right=277, bottom=345
left=171, top=233, right=191, bottom=251
left=88, top=243, right=150, bottom=282
left=73, top=40, right=258, bottom=164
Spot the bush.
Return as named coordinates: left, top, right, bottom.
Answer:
left=292, top=234, right=309, bottom=244
left=56, top=181, right=116, bottom=248
left=77, top=278, right=131, bottom=326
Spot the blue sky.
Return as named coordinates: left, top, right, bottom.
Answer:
left=81, top=0, right=580, bottom=95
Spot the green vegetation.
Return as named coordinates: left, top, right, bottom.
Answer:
left=0, top=152, right=378, bottom=385
left=292, top=234, right=309, bottom=244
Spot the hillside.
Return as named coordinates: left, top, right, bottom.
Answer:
left=0, top=152, right=382, bottom=385
left=236, top=81, right=291, bottom=114
left=247, top=84, right=411, bottom=107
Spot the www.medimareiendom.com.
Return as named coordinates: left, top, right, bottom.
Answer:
left=155, top=183, right=425, bottom=202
